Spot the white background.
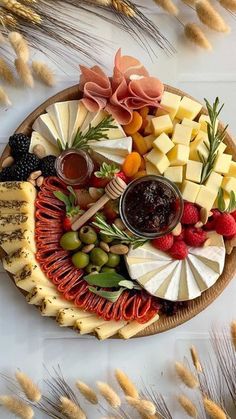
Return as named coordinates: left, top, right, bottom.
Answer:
left=0, top=1, right=236, bottom=417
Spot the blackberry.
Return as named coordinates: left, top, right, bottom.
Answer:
left=11, top=153, right=40, bottom=181
left=0, top=166, right=14, bottom=181
left=9, top=133, right=30, bottom=159
left=40, top=155, right=56, bottom=177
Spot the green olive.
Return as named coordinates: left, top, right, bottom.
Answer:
left=101, top=266, right=116, bottom=273
left=72, top=251, right=89, bottom=269
left=85, top=264, right=101, bottom=274
left=106, top=253, right=120, bottom=268
left=60, top=232, right=81, bottom=251
left=90, top=247, right=109, bottom=266
left=100, top=233, right=113, bottom=243
left=79, top=226, right=97, bottom=244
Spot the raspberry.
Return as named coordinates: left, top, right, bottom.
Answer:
left=181, top=202, right=199, bottom=225
left=204, top=209, right=221, bottom=231
left=215, top=213, right=236, bottom=237
left=185, top=227, right=207, bottom=247
left=231, top=210, right=236, bottom=222
left=152, top=234, right=174, bottom=251
left=174, top=228, right=185, bottom=241
left=169, top=241, right=188, bottom=260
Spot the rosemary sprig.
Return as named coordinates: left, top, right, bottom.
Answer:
left=217, top=188, right=236, bottom=212
left=92, top=215, right=148, bottom=249
left=200, top=97, right=228, bottom=184
left=70, top=115, right=118, bottom=150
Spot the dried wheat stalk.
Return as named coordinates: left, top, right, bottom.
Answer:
left=97, top=381, right=121, bottom=408
left=76, top=380, right=98, bottom=405
left=0, top=8, right=18, bottom=27
left=1, top=0, right=41, bottom=24
left=8, top=31, right=30, bottom=61
left=0, top=56, right=14, bottom=83
left=32, top=61, right=55, bottom=86
left=15, top=370, right=41, bottom=403
left=175, top=362, right=199, bottom=389
left=15, top=57, right=34, bottom=87
left=95, top=0, right=136, bottom=17
left=195, top=0, right=230, bottom=32
left=219, top=0, right=236, bottom=11
left=126, top=396, right=156, bottom=416
left=154, top=0, right=179, bottom=15
left=178, top=394, right=198, bottom=418
left=60, top=396, right=86, bottom=419
left=203, top=397, right=227, bottom=419
left=230, top=320, right=236, bottom=350
left=0, top=395, right=34, bottom=419
left=184, top=22, right=212, bottom=49
left=190, top=346, right=203, bottom=372
left=115, top=369, right=139, bottom=399
left=0, top=85, right=11, bottom=105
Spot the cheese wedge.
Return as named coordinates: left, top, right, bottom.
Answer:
left=80, top=110, right=106, bottom=134
left=0, top=182, right=36, bottom=201
left=30, top=131, right=60, bottom=157
left=57, top=308, right=93, bottom=327
left=89, top=137, right=132, bottom=157
left=46, top=101, right=69, bottom=146
left=68, top=100, right=88, bottom=145
left=14, top=263, right=55, bottom=292
left=32, top=113, right=59, bottom=145
left=91, top=149, right=125, bottom=165
left=2, top=247, right=35, bottom=274
left=26, top=285, right=59, bottom=305
left=0, top=229, right=36, bottom=254
left=0, top=213, right=34, bottom=232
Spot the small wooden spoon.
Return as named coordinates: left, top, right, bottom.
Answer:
left=71, top=177, right=127, bottom=231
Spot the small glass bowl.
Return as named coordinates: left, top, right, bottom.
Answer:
left=119, top=175, right=183, bottom=239
left=55, top=149, right=94, bottom=186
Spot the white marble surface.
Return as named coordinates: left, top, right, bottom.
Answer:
left=0, top=1, right=236, bottom=417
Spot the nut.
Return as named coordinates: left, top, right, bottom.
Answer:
left=203, top=238, right=211, bottom=247
left=82, top=244, right=95, bottom=253
left=36, top=176, right=44, bottom=187
left=2, top=156, right=14, bottom=168
left=33, top=144, right=46, bottom=159
left=200, top=207, right=211, bottom=225
left=89, top=187, right=104, bottom=201
left=172, top=222, right=182, bottom=237
left=27, top=178, right=36, bottom=186
left=110, top=244, right=129, bottom=255
left=114, top=218, right=126, bottom=231
left=99, top=241, right=110, bottom=252
left=30, top=170, right=42, bottom=180
left=194, top=221, right=204, bottom=228
left=225, top=240, right=233, bottom=255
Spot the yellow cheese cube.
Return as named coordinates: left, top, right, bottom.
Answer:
left=172, top=124, right=192, bottom=145
left=205, top=171, right=223, bottom=193
left=195, top=185, right=217, bottom=211
left=146, top=149, right=170, bottom=174
left=156, top=91, right=182, bottom=120
left=189, top=132, right=209, bottom=161
left=164, top=166, right=183, bottom=183
left=181, top=181, right=201, bottom=203
left=217, top=142, right=227, bottom=155
left=143, top=135, right=155, bottom=151
left=213, top=153, right=232, bottom=174
left=153, top=133, right=174, bottom=154
left=144, top=116, right=155, bottom=134
left=186, top=160, right=203, bottom=183
left=221, top=177, right=236, bottom=194
left=228, top=161, right=236, bottom=177
left=167, top=144, right=189, bottom=166
left=151, top=115, right=173, bottom=136
left=181, top=118, right=200, bottom=138
left=199, top=114, right=218, bottom=133
left=176, top=96, right=202, bottom=120
left=145, top=161, right=160, bottom=176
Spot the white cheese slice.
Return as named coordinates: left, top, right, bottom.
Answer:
left=32, top=114, right=59, bottom=145
left=127, top=259, right=171, bottom=279
left=180, top=259, right=201, bottom=300
left=142, top=262, right=178, bottom=296
left=91, top=149, right=125, bottom=165
left=187, top=254, right=219, bottom=289
left=68, top=100, right=88, bottom=146
left=30, top=131, right=60, bottom=157
left=89, top=137, right=132, bottom=157
left=81, top=110, right=106, bottom=134
left=127, top=243, right=172, bottom=261
left=46, top=102, right=69, bottom=146
left=164, top=262, right=182, bottom=301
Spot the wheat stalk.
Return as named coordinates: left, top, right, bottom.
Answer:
left=97, top=381, right=121, bottom=408
left=0, top=395, right=34, bottom=419
left=15, top=57, right=34, bottom=87
left=32, top=60, right=55, bottom=86
left=0, top=57, right=14, bottom=83
left=60, top=396, right=86, bottom=419
left=0, top=8, right=18, bottom=27
left=175, top=362, right=199, bottom=389
left=203, top=397, right=227, bottom=419
left=219, top=0, right=236, bottom=11
left=195, top=0, right=230, bottom=32
left=126, top=396, right=156, bottom=416
left=8, top=31, right=29, bottom=61
left=96, top=0, right=135, bottom=17
left=230, top=320, right=236, bottom=350
left=0, top=85, right=11, bottom=105
left=1, top=0, right=41, bottom=24
left=178, top=394, right=198, bottom=418
left=15, top=370, right=41, bottom=403
left=154, top=0, right=179, bottom=15
left=190, top=346, right=203, bottom=372
left=115, top=369, right=139, bottom=399
left=184, top=23, right=212, bottom=49
left=76, top=380, right=98, bottom=405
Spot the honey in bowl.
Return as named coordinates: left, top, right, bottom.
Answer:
left=55, top=149, right=94, bottom=186
left=120, top=175, right=183, bottom=239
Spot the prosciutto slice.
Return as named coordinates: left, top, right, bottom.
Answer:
left=79, top=65, right=112, bottom=112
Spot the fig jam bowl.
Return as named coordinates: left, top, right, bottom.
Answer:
left=119, top=175, right=183, bottom=239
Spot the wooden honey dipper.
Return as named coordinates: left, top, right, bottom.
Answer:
left=71, top=177, right=127, bottom=231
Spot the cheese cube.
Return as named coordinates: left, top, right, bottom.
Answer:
left=145, top=161, right=160, bottom=176
left=167, top=144, right=189, bottom=166
left=213, top=153, right=232, bottom=174
left=182, top=181, right=201, bottom=203
left=153, top=133, right=174, bottom=154
left=143, top=135, right=155, bottom=151
left=195, top=185, right=217, bottom=211
left=172, top=124, right=192, bottom=146
left=151, top=115, right=173, bottom=136
left=186, top=160, right=203, bottom=183
left=164, top=166, right=183, bottom=183
left=221, top=177, right=236, bottom=194
left=199, top=114, right=218, bottom=133
left=176, top=96, right=202, bottom=120
left=205, top=171, right=223, bottom=193
left=144, top=116, right=155, bottom=134
left=182, top=118, right=200, bottom=138
left=228, top=161, right=236, bottom=177
left=217, top=142, right=227, bottom=155
left=189, top=133, right=209, bottom=161
left=146, top=149, right=170, bottom=174
left=156, top=91, right=181, bottom=120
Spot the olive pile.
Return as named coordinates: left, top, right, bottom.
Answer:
left=60, top=225, right=120, bottom=273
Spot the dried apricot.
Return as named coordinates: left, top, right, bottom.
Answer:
left=132, top=170, right=147, bottom=180
left=132, top=132, right=148, bottom=155
left=123, top=111, right=143, bottom=135
left=122, top=152, right=142, bottom=177
left=139, top=106, right=149, bottom=119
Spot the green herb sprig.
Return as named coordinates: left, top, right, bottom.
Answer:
left=92, top=215, right=148, bottom=249
left=217, top=188, right=236, bottom=213
left=199, top=97, right=228, bottom=184
left=72, top=115, right=118, bottom=150
left=53, top=186, right=83, bottom=217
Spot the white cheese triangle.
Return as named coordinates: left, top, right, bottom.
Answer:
left=30, top=131, right=60, bottom=157
left=142, top=261, right=178, bottom=297
left=127, top=243, right=172, bottom=261
left=188, top=254, right=219, bottom=289
left=32, top=114, right=59, bottom=145
left=180, top=259, right=201, bottom=300
left=91, top=150, right=125, bottom=165
left=89, top=137, right=132, bottom=157
left=81, top=110, right=107, bottom=134
left=164, top=262, right=182, bottom=301
left=127, top=259, right=171, bottom=279
left=46, top=102, right=69, bottom=146
left=68, top=100, right=88, bottom=146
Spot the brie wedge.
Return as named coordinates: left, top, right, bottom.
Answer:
left=67, top=100, right=88, bottom=146
left=46, top=101, right=69, bottom=146
left=30, top=131, right=60, bottom=157
left=32, top=113, right=59, bottom=145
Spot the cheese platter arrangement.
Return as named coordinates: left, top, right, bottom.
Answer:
left=0, top=50, right=235, bottom=340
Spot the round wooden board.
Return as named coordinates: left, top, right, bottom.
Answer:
left=1, top=84, right=236, bottom=339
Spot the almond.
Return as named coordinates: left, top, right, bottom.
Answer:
left=110, top=244, right=129, bottom=255
left=30, top=170, right=42, bottom=180
left=82, top=244, right=95, bottom=253
left=27, top=178, right=36, bottom=186
left=99, top=241, right=110, bottom=252
left=225, top=240, right=233, bottom=255
left=36, top=176, right=44, bottom=187
left=200, top=207, right=212, bottom=224
left=194, top=221, right=204, bottom=228
left=172, top=222, right=182, bottom=236
left=2, top=156, right=14, bottom=168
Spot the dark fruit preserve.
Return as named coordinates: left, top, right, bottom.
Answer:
left=120, top=176, right=183, bottom=238
left=55, top=149, right=94, bottom=186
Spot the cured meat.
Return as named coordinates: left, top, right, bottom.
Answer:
left=79, top=65, right=112, bottom=112
left=35, top=177, right=159, bottom=323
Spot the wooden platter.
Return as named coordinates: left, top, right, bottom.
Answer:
left=1, top=84, right=236, bottom=338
